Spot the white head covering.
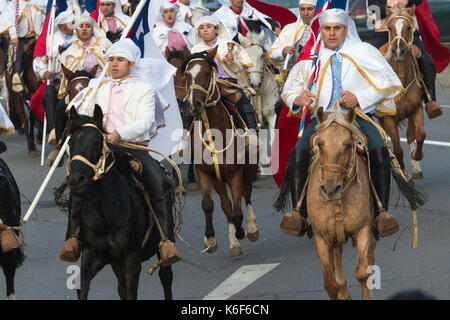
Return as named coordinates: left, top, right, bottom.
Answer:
left=156, top=3, right=181, bottom=25
left=106, top=38, right=140, bottom=62
left=74, top=11, right=105, bottom=41
left=98, top=0, right=131, bottom=28
left=54, top=9, right=78, bottom=28
left=319, top=8, right=361, bottom=43
left=299, top=0, right=318, bottom=6
left=194, top=15, right=229, bottom=42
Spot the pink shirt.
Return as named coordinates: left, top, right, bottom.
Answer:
left=167, top=29, right=187, bottom=52
left=105, top=81, right=127, bottom=134
left=207, top=38, right=232, bottom=80
left=106, top=16, right=118, bottom=33
left=82, top=38, right=102, bottom=76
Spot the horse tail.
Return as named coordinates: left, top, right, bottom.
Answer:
left=390, top=161, right=428, bottom=210
left=272, top=167, right=291, bottom=212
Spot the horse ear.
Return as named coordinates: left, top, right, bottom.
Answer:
left=89, top=64, right=99, bottom=78
left=316, top=107, right=327, bottom=123
left=208, top=45, right=218, bottom=59
left=61, top=64, right=74, bottom=80
left=183, top=46, right=191, bottom=59
left=93, top=104, right=103, bottom=128
left=386, top=6, right=393, bottom=16
left=344, top=107, right=356, bottom=123
left=238, top=33, right=247, bottom=47
left=165, top=46, right=171, bottom=58
left=407, top=5, right=415, bottom=16
left=258, top=30, right=265, bottom=43
left=69, top=106, right=79, bottom=120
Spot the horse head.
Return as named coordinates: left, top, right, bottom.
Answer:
left=238, top=31, right=265, bottom=91
left=166, top=46, right=191, bottom=102
left=62, top=64, right=98, bottom=101
left=182, top=47, right=219, bottom=117
left=313, top=107, right=360, bottom=201
left=66, top=105, right=113, bottom=194
left=386, top=5, right=416, bottom=62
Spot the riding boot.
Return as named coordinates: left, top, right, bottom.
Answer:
left=280, top=147, right=310, bottom=237
left=12, top=40, right=24, bottom=93
left=59, top=193, right=83, bottom=262
left=369, top=147, right=399, bottom=237
left=132, top=151, right=181, bottom=266
left=43, top=85, right=58, bottom=132
left=418, top=54, right=442, bottom=119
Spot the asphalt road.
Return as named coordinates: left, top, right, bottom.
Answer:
left=0, top=88, right=449, bottom=302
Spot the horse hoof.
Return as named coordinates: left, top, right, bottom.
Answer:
left=204, top=237, right=217, bottom=253
left=247, top=230, right=259, bottom=242
left=187, top=182, right=199, bottom=191
left=29, top=150, right=38, bottom=158
left=35, top=138, right=42, bottom=146
left=230, top=246, right=242, bottom=257
left=412, top=171, right=423, bottom=179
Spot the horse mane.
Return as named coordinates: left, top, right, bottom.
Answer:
left=181, top=51, right=217, bottom=72
left=309, top=111, right=365, bottom=173
left=70, top=69, right=95, bottom=81
left=167, top=49, right=186, bottom=60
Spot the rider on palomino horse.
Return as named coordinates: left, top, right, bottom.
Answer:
left=268, top=0, right=316, bottom=72
left=172, top=0, right=211, bottom=28
left=152, top=3, right=196, bottom=57
left=280, top=9, right=402, bottom=238
left=190, top=15, right=258, bottom=133
left=91, top=0, right=130, bottom=43
left=33, top=9, right=77, bottom=149
left=46, top=13, right=111, bottom=166
left=368, top=0, right=442, bottom=119
left=60, top=39, right=181, bottom=267
left=11, top=0, right=46, bottom=93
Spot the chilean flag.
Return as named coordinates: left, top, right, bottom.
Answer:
left=271, top=0, right=347, bottom=187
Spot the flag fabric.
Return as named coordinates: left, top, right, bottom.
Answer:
left=85, top=0, right=99, bottom=13
left=271, top=0, right=347, bottom=187
left=415, top=0, right=450, bottom=73
left=246, top=0, right=297, bottom=29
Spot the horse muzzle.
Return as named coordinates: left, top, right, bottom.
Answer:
left=67, top=172, right=90, bottom=194
left=320, top=183, right=343, bottom=201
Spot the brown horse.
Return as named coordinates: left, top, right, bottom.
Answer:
left=165, top=47, right=198, bottom=190
left=183, top=48, right=259, bottom=256
left=379, top=6, right=425, bottom=180
left=4, top=37, right=42, bottom=157
left=307, top=107, right=376, bottom=300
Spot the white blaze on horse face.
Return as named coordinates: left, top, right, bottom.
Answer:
left=395, top=19, right=405, bottom=59
left=187, top=64, right=202, bottom=104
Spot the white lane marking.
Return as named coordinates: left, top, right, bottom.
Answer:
left=440, top=105, right=450, bottom=109
left=202, top=263, right=280, bottom=300
left=399, top=138, right=450, bottom=147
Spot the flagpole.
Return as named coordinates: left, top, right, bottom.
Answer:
left=23, top=0, right=150, bottom=223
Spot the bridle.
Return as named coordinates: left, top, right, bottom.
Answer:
left=184, top=58, right=221, bottom=107
left=66, top=123, right=115, bottom=182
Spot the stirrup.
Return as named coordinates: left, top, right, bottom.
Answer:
left=376, top=210, right=399, bottom=237
left=12, top=73, right=23, bottom=93
left=280, top=209, right=308, bottom=237
left=0, top=229, right=23, bottom=253
left=159, top=240, right=181, bottom=266
left=59, top=237, right=81, bottom=262
left=426, top=101, right=443, bottom=119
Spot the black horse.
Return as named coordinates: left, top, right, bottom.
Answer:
left=0, top=141, right=25, bottom=299
left=66, top=106, right=173, bottom=300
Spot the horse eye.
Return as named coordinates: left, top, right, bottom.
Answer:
left=345, top=143, right=352, bottom=150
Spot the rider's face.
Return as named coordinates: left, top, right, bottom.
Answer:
left=162, top=8, right=177, bottom=26
left=178, top=0, right=190, bottom=5
left=320, top=23, right=348, bottom=50
left=198, top=23, right=217, bottom=43
left=230, top=0, right=244, bottom=10
left=299, top=4, right=316, bottom=25
left=100, top=2, right=115, bottom=17
left=77, top=23, right=94, bottom=42
left=108, top=56, right=135, bottom=79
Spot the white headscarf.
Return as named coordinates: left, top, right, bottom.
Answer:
left=155, top=3, right=182, bottom=25
left=98, top=0, right=131, bottom=27
left=319, top=8, right=361, bottom=43
left=74, top=11, right=105, bottom=41
left=54, top=9, right=79, bottom=29
left=299, top=0, right=318, bottom=6
left=194, top=15, right=229, bottom=42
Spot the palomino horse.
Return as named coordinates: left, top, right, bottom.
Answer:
left=166, top=47, right=198, bottom=190
left=238, top=31, right=279, bottom=147
left=0, top=142, right=25, bottom=300
left=308, top=107, right=376, bottom=300
left=4, top=38, right=42, bottom=157
left=66, top=106, right=173, bottom=300
left=183, top=48, right=259, bottom=256
left=379, top=6, right=425, bottom=180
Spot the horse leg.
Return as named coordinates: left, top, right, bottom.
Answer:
left=243, top=165, right=258, bottom=242
left=382, top=116, right=407, bottom=178
left=78, top=250, right=105, bottom=300
left=355, top=225, right=376, bottom=300
left=157, top=252, right=173, bottom=300
left=211, top=179, right=242, bottom=256
left=27, top=109, right=38, bottom=157
left=333, top=244, right=351, bottom=300
left=2, top=255, right=17, bottom=300
left=111, top=263, right=127, bottom=300
left=410, top=106, right=425, bottom=179
left=197, top=169, right=217, bottom=253
left=314, top=235, right=340, bottom=300
left=122, top=256, right=141, bottom=300
left=229, top=173, right=246, bottom=241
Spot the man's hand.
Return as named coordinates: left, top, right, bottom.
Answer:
left=282, top=46, right=294, bottom=57
left=43, top=71, right=53, bottom=81
left=226, top=52, right=234, bottom=61
left=340, top=91, right=358, bottom=109
left=107, top=130, right=121, bottom=144
left=274, top=27, right=282, bottom=37
left=293, top=90, right=318, bottom=109
left=11, top=37, right=18, bottom=48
